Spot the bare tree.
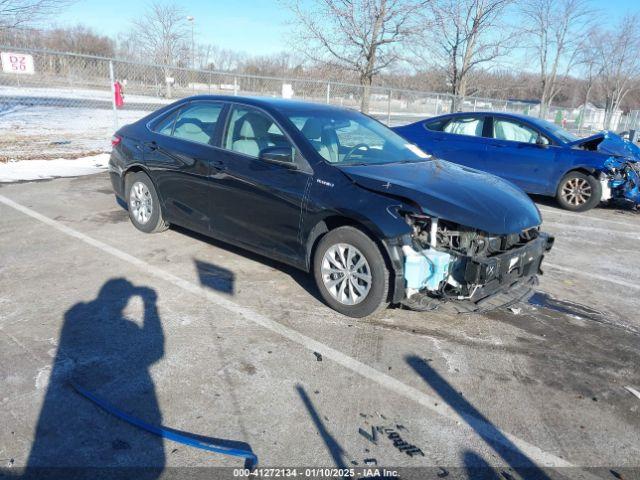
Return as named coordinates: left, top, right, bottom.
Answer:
left=131, top=2, right=189, bottom=97
left=415, top=0, right=514, bottom=112
left=284, top=0, right=429, bottom=113
left=519, top=0, right=593, bottom=119
left=45, top=24, right=115, bottom=56
left=0, top=0, right=72, bottom=29
left=591, top=15, right=640, bottom=129
left=574, top=27, right=601, bottom=132
left=207, top=45, right=247, bottom=72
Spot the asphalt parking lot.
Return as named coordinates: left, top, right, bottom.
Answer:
left=0, top=172, right=639, bottom=479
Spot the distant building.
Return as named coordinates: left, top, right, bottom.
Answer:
left=572, top=102, right=623, bottom=131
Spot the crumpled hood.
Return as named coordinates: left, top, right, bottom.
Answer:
left=338, top=159, right=541, bottom=235
left=569, top=131, right=640, bottom=162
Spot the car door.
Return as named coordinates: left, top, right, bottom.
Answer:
left=143, top=101, right=226, bottom=234
left=484, top=116, right=556, bottom=193
left=429, top=115, right=491, bottom=169
left=210, top=104, right=312, bottom=265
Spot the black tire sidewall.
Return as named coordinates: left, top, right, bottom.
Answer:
left=313, top=226, right=389, bottom=318
left=125, top=172, right=163, bottom=233
left=556, top=172, right=601, bottom=212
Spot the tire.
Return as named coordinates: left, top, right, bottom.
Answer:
left=125, top=171, right=169, bottom=233
left=313, top=226, right=389, bottom=318
left=556, top=171, right=601, bottom=212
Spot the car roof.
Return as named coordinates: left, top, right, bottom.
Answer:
left=176, top=95, right=356, bottom=115
left=428, top=111, right=549, bottom=127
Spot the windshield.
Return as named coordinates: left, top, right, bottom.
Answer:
left=534, top=118, right=579, bottom=143
left=282, top=108, right=429, bottom=165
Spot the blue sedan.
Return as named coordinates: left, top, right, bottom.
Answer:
left=393, top=112, right=640, bottom=212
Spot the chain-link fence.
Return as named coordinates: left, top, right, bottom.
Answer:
left=1, top=46, right=637, bottom=162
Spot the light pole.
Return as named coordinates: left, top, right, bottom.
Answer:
left=187, top=16, right=195, bottom=69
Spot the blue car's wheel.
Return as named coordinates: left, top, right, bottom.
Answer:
left=556, top=172, right=601, bottom=212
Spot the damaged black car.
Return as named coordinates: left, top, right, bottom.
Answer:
left=109, top=96, right=554, bottom=317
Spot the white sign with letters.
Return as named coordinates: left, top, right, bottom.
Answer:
left=1, top=52, right=35, bottom=74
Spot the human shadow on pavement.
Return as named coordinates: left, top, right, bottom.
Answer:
left=22, top=278, right=165, bottom=480
left=406, top=356, right=553, bottom=480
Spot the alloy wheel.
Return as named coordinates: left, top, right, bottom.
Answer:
left=561, top=177, right=592, bottom=206
left=130, top=181, right=153, bottom=225
left=321, top=243, right=372, bottom=305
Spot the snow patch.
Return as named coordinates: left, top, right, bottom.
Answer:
left=0, top=85, right=172, bottom=105
left=35, top=365, right=51, bottom=389
left=0, top=153, right=109, bottom=182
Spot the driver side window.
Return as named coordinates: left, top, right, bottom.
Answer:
left=493, top=119, right=545, bottom=144
left=224, top=106, right=291, bottom=159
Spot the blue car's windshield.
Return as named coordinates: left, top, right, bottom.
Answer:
left=534, top=118, right=579, bottom=143
left=282, top=107, right=429, bottom=165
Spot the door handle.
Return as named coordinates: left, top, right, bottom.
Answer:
left=210, top=160, right=225, bottom=171
left=144, top=141, right=158, bottom=151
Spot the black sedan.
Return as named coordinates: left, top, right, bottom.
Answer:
left=109, top=96, right=553, bottom=317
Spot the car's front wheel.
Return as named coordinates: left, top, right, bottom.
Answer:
left=556, top=171, right=601, bottom=212
left=313, top=226, right=389, bottom=318
left=125, top=171, right=169, bottom=233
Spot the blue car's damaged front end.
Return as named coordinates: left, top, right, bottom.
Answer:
left=602, top=157, right=640, bottom=205
left=576, top=133, right=640, bottom=206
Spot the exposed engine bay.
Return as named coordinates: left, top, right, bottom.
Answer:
left=400, top=213, right=554, bottom=312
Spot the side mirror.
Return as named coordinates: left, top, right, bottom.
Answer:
left=259, top=146, right=295, bottom=166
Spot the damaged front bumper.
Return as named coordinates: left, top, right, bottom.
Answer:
left=450, top=233, right=553, bottom=307
left=383, top=217, right=554, bottom=313
left=602, top=158, right=640, bottom=206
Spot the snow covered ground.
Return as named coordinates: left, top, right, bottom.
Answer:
left=0, top=85, right=173, bottom=161
left=0, top=85, right=172, bottom=105
left=0, top=153, right=109, bottom=182
left=0, top=103, right=152, bottom=161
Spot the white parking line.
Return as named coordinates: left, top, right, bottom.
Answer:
left=538, top=206, right=640, bottom=229
left=543, top=221, right=640, bottom=240
left=545, top=262, right=640, bottom=291
left=0, top=193, right=592, bottom=472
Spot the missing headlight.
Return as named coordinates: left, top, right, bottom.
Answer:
left=400, top=213, right=545, bottom=307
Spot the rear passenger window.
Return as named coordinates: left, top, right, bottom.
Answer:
left=443, top=117, right=484, bottom=137
left=171, top=103, right=223, bottom=145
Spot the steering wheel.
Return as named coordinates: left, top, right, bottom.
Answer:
left=342, top=143, right=370, bottom=163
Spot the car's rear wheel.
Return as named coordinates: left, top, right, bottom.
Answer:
left=556, top=171, right=601, bottom=212
left=313, top=226, right=389, bottom=318
left=125, top=171, right=169, bottom=233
